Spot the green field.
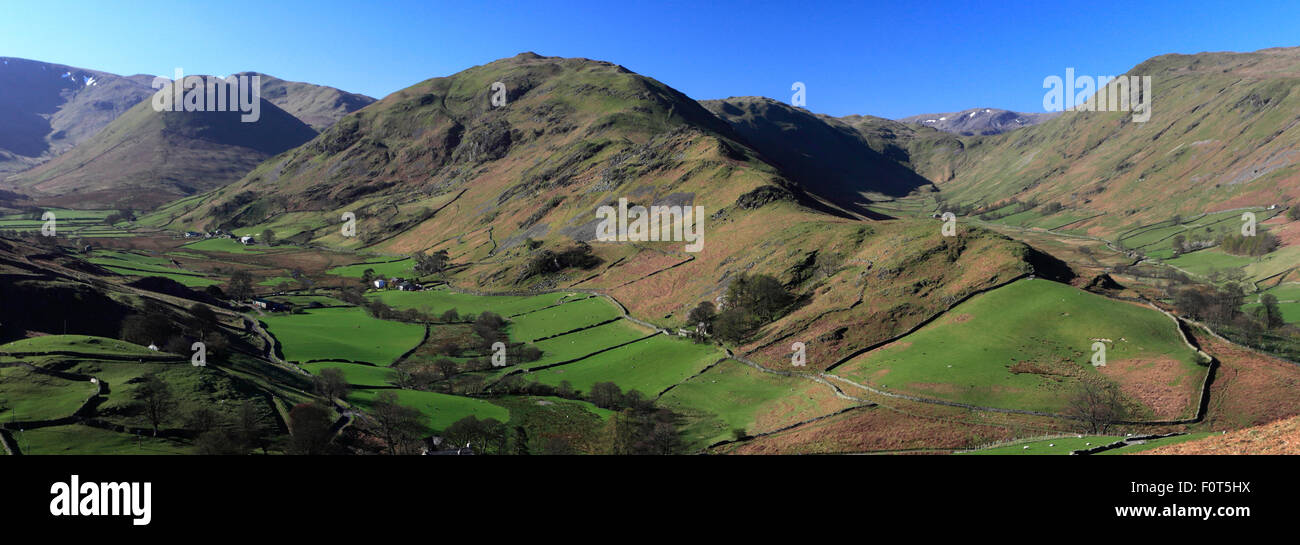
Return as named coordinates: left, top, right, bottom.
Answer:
left=1121, top=209, right=1271, bottom=252
left=960, top=435, right=1125, bottom=455
left=1163, top=247, right=1258, bottom=277
left=1263, top=282, right=1300, bottom=301
left=373, top=288, right=583, bottom=317
left=658, top=359, right=833, bottom=447
left=348, top=389, right=509, bottom=433
left=84, top=249, right=220, bottom=286
left=181, top=238, right=266, bottom=254
left=328, top=257, right=416, bottom=278
left=1243, top=282, right=1300, bottom=325
left=523, top=334, right=724, bottom=396
left=507, top=296, right=621, bottom=341
left=1096, top=432, right=1217, bottom=455
left=0, top=365, right=98, bottom=421
left=0, top=335, right=162, bottom=356
left=262, top=307, right=425, bottom=364
left=960, top=432, right=1217, bottom=455
left=519, top=320, right=650, bottom=367
left=0, top=209, right=126, bottom=237
left=302, top=361, right=395, bottom=386
left=14, top=424, right=192, bottom=455
left=837, top=279, right=1207, bottom=415
left=1243, top=301, right=1300, bottom=324
left=267, top=294, right=349, bottom=307
left=102, top=267, right=221, bottom=287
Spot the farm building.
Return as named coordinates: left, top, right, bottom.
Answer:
left=239, top=236, right=256, bottom=245
left=252, top=299, right=292, bottom=312
left=373, top=279, right=387, bottom=289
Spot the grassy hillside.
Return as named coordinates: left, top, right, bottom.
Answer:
left=6, top=91, right=317, bottom=210
left=901, top=47, right=1300, bottom=240
left=240, top=71, right=376, bottom=131
left=836, top=279, right=1209, bottom=418
left=0, top=56, right=153, bottom=176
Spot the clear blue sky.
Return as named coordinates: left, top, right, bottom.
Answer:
left=2, top=0, right=1297, bottom=118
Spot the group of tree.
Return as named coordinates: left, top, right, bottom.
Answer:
left=286, top=402, right=338, bottom=455
left=520, top=242, right=601, bottom=280
left=132, top=373, right=268, bottom=453
left=118, top=303, right=229, bottom=359
left=689, top=273, right=795, bottom=343
left=610, top=407, right=684, bottom=455
left=1172, top=283, right=1246, bottom=326
left=226, top=270, right=255, bottom=301
left=586, top=381, right=653, bottom=411
left=364, top=391, right=427, bottom=455
left=103, top=209, right=136, bottom=226
left=413, top=249, right=450, bottom=276
left=442, top=415, right=509, bottom=454
left=190, top=399, right=271, bottom=455
left=1219, top=231, right=1280, bottom=256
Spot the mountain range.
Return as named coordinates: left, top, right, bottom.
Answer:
left=5, top=46, right=1300, bottom=457
left=898, top=107, right=1059, bottom=135
left=0, top=58, right=374, bottom=209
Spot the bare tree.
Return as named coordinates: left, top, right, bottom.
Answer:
left=312, top=368, right=351, bottom=401
left=133, top=373, right=177, bottom=436
left=287, top=402, right=335, bottom=455
left=367, top=392, right=425, bottom=455
left=1065, top=380, right=1128, bottom=434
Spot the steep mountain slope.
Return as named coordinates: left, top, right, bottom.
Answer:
left=909, top=47, right=1300, bottom=238
left=0, top=57, right=154, bottom=175
left=838, top=114, right=968, bottom=185
left=702, top=96, right=935, bottom=216
left=169, top=53, right=1039, bottom=368
left=1138, top=415, right=1300, bottom=454
left=4, top=89, right=318, bottom=210
left=240, top=71, right=376, bottom=131
left=899, top=108, right=1058, bottom=135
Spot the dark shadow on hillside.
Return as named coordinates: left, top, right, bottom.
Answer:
left=704, top=97, right=934, bottom=219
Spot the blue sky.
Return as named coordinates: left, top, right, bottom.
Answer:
left=2, top=0, right=1296, bottom=118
